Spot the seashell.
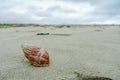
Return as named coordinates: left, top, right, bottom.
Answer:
left=21, top=44, right=49, bottom=67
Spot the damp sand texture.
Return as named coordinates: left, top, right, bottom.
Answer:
left=0, top=25, right=120, bottom=80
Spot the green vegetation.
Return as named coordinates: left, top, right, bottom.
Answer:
left=0, top=24, right=13, bottom=28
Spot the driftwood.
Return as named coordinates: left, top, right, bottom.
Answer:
left=36, top=33, right=71, bottom=36
left=36, top=33, right=49, bottom=35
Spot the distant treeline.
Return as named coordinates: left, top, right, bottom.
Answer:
left=0, top=24, right=120, bottom=28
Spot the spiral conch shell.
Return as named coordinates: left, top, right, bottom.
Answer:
left=21, top=44, right=49, bottom=67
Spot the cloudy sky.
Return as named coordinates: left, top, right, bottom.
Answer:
left=0, top=0, right=120, bottom=24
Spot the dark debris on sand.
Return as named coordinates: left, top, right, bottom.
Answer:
left=72, top=72, right=112, bottom=80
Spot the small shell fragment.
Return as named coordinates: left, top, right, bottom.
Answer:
left=21, top=44, right=49, bottom=67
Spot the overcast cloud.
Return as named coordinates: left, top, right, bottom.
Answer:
left=0, top=0, right=120, bottom=24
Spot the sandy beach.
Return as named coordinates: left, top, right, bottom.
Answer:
left=0, top=25, right=120, bottom=80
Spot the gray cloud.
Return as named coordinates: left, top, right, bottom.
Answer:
left=0, top=0, right=119, bottom=24
left=47, top=5, right=76, bottom=13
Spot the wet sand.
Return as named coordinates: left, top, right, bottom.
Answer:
left=0, top=26, right=120, bottom=80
